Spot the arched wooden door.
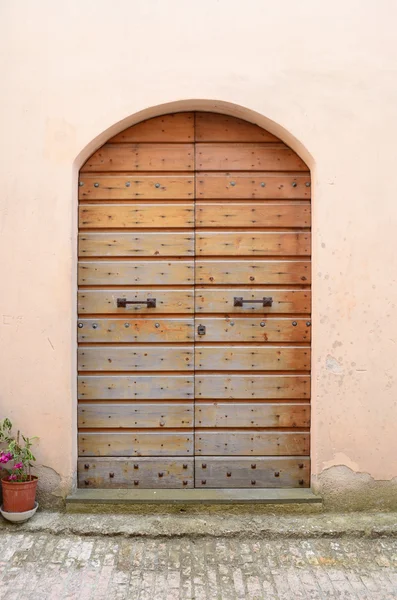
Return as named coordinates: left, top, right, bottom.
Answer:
left=77, top=112, right=311, bottom=489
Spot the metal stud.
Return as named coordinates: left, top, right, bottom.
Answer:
left=183, top=480, right=188, bottom=486
left=125, top=181, right=131, bottom=187
left=230, top=181, right=236, bottom=186
left=250, top=276, right=255, bottom=281
left=251, top=480, right=256, bottom=485
left=306, top=321, right=311, bottom=327
left=260, top=322, right=265, bottom=327
left=274, top=471, right=280, bottom=477
left=183, top=464, right=188, bottom=469
left=94, top=182, right=99, bottom=188
left=251, top=464, right=256, bottom=469
left=79, top=181, right=84, bottom=187
left=109, top=472, right=114, bottom=478
left=292, top=321, right=297, bottom=326
left=201, top=479, right=206, bottom=484
left=260, top=182, right=266, bottom=187
left=227, top=471, right=232, bottom=477
left=92, top=323, right=98, bottom=329
left=292, top=182, right=297, bottom=187
left=124, top=323, right=130, bottom=328
left=134, top=480, right=139, bottom=485
left=134, top=464, right=139, bottom=469
left=84, top=464, right=89, bottom=470
left=158, top=472, right=164, bottom=478
left=305, top=182, right=311, bottom=187
left=155, top=183, right=161, bottom=188
left=84, top=480, right=90, bottom=485
left=159, top=420, right=165, bottom=427
left=230, top=321, right=235, bottom=326
left=155, top=323, right=160, bottom=328
left=202, top=463, right=207, bottom=469
left=78, top=323, right=83, bottom=328
left=299, top=463, right=304, bottom=469
left=299, top=479, right=304, bottom=485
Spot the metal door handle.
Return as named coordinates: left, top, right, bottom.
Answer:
left=117, top=298, right=156, bottom=308
left=233, top=297, right=273, bottom=307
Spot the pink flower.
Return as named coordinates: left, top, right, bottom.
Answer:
left=0, top=452, right=12, bottom=464
left=8, top=474, right=17, bottom=481
left=13, top=462, right=23, bottom=470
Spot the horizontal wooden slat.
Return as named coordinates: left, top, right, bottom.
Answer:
left=109, top=113, right=194, bottom=143
left=194, top=318, right=311, bottom=342
left=196, top=232, right=310, bottom=256
left=195, top=375, right=310, bottom=399
left=196, top=346, right=310, bottom=371
left=79, top=204, right=194, bottom=228
left=78, top=375, right=193, bottom=400
left=78, top=346, right=193, bottom=371
left=77, top=318, right=194, bottom=343
left=195, top=289, right=311, bottom=314
left=196, top=203, right=310, bottom=228
left=195, top=403, right=310, bottom=428
left=196, top=144, right=308, bottom=172
left=79, top=232, right=194, bottom=257
left=194, top=457, right=310, bottom=488
left=78, top=290, right=193, bottom=314
left=78, top=175, right=194, bottom=200
left=78, top=261, right=194, bottom=285
left=195, top=432, right=309, bottom=456
left=195, top=113, right=280, bottom=143
left=197, top=173, right=311, bottom=199
left=79, top=432, right=193, bottom=456
left=196, top=260, right=311, bottom=285
left=79, top=403, right=193, bottom=428
left=81, top=144, right=194, bottom=172
left=78, top=457, right=194, bottom=488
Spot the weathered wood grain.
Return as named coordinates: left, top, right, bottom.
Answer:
left=78, top=403, right=193, bottom=428
left=81, top=143, right=194, bottom=172
left=195, top=403, right=310, bottom=428
left=78, top=346, right=194, bottom=371
left=195, top=346, right=310, bottom=371
left=194, top=318, right=311, bottom=342
left=194, top=457, right=310, bottom=488
left=195, top=431, right=309, bottom=456
left=196, top=203, right=310, bottom=228
left=78, top=290, right=193, bottom=314
left=78, top=375, right=194, bottom=400
left=79, top=204, right=194, bottom=228
left=78, top=457, right=194, bottom=488
left=77, top=318, right=194, bottom=343
left=195, top=289, right=311, bottom=314
left=196, top=144, right=308, bottom=172
left=109, top=113, right=194, bottom=143
left=196, top=260, right=311, bottom=285
left=196, top=232, right=310, bottom=256
left=79, top=432, right=193, bottom=456
left=79, top=232, right=194, bottom=257
left=195, top=375, right=310, bottom=399
left=78, top=175, right=194, bottom=200
left=78, top=261, right=194, bottom=285
left=197, top=173, right=311, bottom=199
left=195, top=113, right=280, bottom=143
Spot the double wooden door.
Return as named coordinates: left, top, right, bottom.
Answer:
left=77, top=112, right=311, bottom=489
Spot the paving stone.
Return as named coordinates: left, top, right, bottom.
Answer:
left=0, top=532, right=395, bottom=599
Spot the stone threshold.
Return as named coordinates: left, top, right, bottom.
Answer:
left=66, top=488, right=321, bottom=505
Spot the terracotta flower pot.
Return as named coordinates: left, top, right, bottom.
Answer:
left=1, top=476, right=38, bottom=513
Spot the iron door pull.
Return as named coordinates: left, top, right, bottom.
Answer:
left=233, top=296, right=273, bottom=307
left=117, top=298, right=156, bottom=308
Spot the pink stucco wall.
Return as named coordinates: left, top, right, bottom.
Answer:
left=1, top=0, right=396, bottom=506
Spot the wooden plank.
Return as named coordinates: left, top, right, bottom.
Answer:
left=197, top=173, right=311, bottom=199
left=196, top=232, right=310, bottom=256
left=195, top=432, right=309, bottom=456
left=79, top=432, right=193, bottom=456
left=78, top=346, right=194, bottom=371
left=81, top=143, right=194, bottom=172
left=78, top=232, right=194, bottom=257
left=78, top=375, right=193, bottom=400
left=79, top=204, right=194, bottom=228
left=78, top=290, right=193, bottom=314
left=196, top=203, right=310, bottom=228
left=108, top=113, right=194, bottom=143
left=195, top=403, right=310, bottom=428
left=195, top=113, right=280, bottom=142
left=196, top=346, right=310, bottom=371
left=195, top=289, right=311, bottom=314
left=78, top=175, right=194, bottom=200
left=195, top=375, right=310, bottom=399
left=194, top=318, right=311, bottom=343
left=78, top=457, right=194, bottom=489
left=196, top=144, right=308, bottom=172
left=78, top=261, right=194, bottom=285
left=78, top=403, right=193, bottom=428
left=194, top=457, right=310, bottom=488
left=196, top=260, right=311, bottom=285
left=77, top=318, right=194, bottom=343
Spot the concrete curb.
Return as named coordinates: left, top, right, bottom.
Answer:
left=0, top=511, right=396, bottom=539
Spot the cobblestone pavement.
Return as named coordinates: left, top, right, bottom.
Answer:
left=0, top=532, right=396, bottom=599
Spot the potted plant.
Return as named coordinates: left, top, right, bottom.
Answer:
left=0, top=418, right=38, bottom=521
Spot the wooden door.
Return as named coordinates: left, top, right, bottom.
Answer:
left=77, top=112, right=311, bottom=489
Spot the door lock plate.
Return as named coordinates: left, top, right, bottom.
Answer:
left=197, top=325, right=206, bottom=336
